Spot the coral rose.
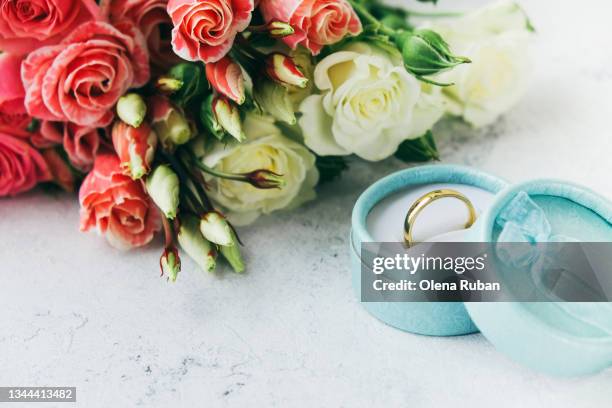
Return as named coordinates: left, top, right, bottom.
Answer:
left=79, top=153, right=161, bottom=250
left=0, top=132, right=51, bottom=197
left=107, top=0, right=182, bottom=69
left=0, top=0, right=102, bottom=55
left=32, top=121, right=102, bottom=172
left=259, top=0, right=362, bottom=55
left=40, top=148, right=76, bottom=192
left=22, top=21, right=150, bottom=128
left=168, top=0, right=254, bottom=63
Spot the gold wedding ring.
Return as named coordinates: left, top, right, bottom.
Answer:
left=404, top=189, right=477, bottom=247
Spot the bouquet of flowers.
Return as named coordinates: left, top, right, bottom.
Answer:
left=0, top=0, right=533, bottom=280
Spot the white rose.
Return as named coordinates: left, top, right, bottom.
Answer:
left=299, top=42, right=444, bottom=162
left=203, top=114, right=319, bottom=226
left=426, top=1, right=534, bottom=127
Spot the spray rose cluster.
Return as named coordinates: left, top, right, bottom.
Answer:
left=0, top=0, right=533, bottom=281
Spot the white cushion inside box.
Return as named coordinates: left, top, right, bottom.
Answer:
left=367, top=183, right=496, bottom=243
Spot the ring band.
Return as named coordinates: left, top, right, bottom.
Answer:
left=404, top=189, right=477, bottom=247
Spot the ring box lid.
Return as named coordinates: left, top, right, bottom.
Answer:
left=467, top=179, right=612, bottom=376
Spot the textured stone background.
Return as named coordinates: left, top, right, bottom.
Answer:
left=1, top=0, right=612, bottom=407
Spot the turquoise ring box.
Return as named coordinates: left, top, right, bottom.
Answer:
left=350, top=165, right=612, bottom=376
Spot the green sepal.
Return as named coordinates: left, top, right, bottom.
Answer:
left=395, top=131, right=440, bottom=163
left=315, top=155, right=349, bottom=185
left=397, top=29, right=471, bottom=77
left=199, top=94, right=225, bottom=141
left=220, top=230, right=245, bottom=274
left=168, top=63, right=209, bottom=106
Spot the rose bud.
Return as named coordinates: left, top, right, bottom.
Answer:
left=116, top=93, right=147, bottom=128
left=156, top=77, right=184, bottom=94
left=160, top=246, right=181, bottom=283
left=245, top=169, right=285, bottom=190
left=112, top=121, right=157, bottom=180
left=200, top=94, right=224, bottom=140
left=205, top=57, right=246, bottom=105
left=265, top=53, right=308, bottom=89
left=220, top=229, right=245, bottom=273
left=267, top=21, right=295, bottom=38
left=146, top=165, right=180, bottom=220
left=254, top=80, right=296, bottom=124
left=149, top=95, right=193, bottom=149
left=41, top=148, right=75, bottom=192
left=200, top=212, right=234, bottom=247
left=395, top=29, right=471, bottom=77
left=209, top=96, right=245, bottom=142
left=178, top=215, right=217, bottom=273
left=166, top=62, right=208, bottom=106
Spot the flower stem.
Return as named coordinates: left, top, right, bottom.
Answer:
left=235, top=35, right=268, bottom=59
left=190, top=156, right=249, bottom=183
left=161, top=216, right=175, bottom=249
left=405, top=10, right=463, bottom=18
left=247, top=24, right=269, bottom=33
left=348, top=0, right=396, bottom=37
left=161, top=150, right=211, bottom=214
left=229, top=47, right=259, bottom=81
left=176, top=149, right=216, bottom=210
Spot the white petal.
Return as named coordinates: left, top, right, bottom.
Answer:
left=313, top=51, right=361, bottom=91
left=227, top=210, right=261, bottom=226
left=299, top=95, right=350, bottom=156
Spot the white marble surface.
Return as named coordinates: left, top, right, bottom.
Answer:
left=2, top=1, right=612, bottom=407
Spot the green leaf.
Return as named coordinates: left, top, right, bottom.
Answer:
left=316, top=155, right=349, bottom=185
left=245, top=32, right=277, bottom=49
left=395, top=131, right=440, bottom=163
left=26, top=118, right=41, bottom=133
left=168, top=63, right=209, bottom=106
left=275, top=120, right=304, bottom=143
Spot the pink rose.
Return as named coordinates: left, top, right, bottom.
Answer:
left=0, top=112, right=31, bottom=139
left=32, top=121, right=102, bottom=172
left=79, top=152, right=161, bottom=250
left=0, top=0, right=103, bottom=55
left=0, top=132, right=51, bottom=197
left=22, top=21, right=150, bottom=128
left=205, top=56, right=245, bottom=104
left=107, top=0, right=182, bottom=70
left=0, top=53, right=31, bottom=138
left=260, top=0, right=362, bottom=55
left=168, top=0, right=254, bottom=63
